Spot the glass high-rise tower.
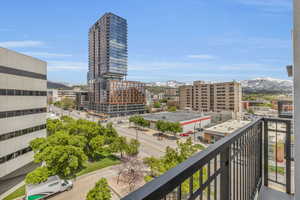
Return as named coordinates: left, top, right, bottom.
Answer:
left=88, top=13, right=145, bottom=116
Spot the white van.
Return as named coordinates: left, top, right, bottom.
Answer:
left=26, top=176, right=73, bottom=200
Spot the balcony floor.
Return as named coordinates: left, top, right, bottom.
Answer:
left=260, top=186, right=294, bottom=200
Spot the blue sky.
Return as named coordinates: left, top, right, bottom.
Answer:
left=0, top=0, right=292, bottom=84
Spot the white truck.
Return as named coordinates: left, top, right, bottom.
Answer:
left=26, top=176, right=73, bottom=200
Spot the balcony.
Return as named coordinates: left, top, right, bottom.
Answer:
left=121, top=118, right=294, bottom=200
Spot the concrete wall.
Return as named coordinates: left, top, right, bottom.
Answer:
left=0, top=113, right=46, bottom=133
left=0, top=48, right=46, bottom=74
left=0, top=130, right=46, bottom=157
left=0, top=48, right=47, bottom=180
left=0, top=151, right=34, bottom=178
left=180, top=117, right=211, bottom=133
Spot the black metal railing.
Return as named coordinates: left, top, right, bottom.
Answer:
left=121, top=117, right=293, bottom=200
left=264, top=118, right=293, bottom=194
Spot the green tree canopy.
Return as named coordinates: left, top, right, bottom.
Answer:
left=111, top=136, right=128, bottom=158
left=155, top=120, right=182, bottom=137
left=30, top=117, right=121, bottom=183
left=144, top=138, right=206, bottom=194
left=25, top=166, right=51, bottom=184
left=125, top=139, right=140, bottom=157
left=89, top=135, right=111, bottom=159
left=30, top=131, right=88, bottom=179
left=167, top=106, right=177, bottom=112
left=86, top=178, right=112, bottom=200
left=153, top=102, right=161, bottom=108
left=129, top=116, right=150, bottom=129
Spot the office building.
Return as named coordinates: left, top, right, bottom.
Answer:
left=0, top=48, right=47, bottom=194
left=88, top=12, right=145, bottom=117
left=179, top=81, right=242, bottom=113
left=179, top=85, right=193, bottom=110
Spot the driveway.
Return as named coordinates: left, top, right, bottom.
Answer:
left=49, top=166, right=121, bottom=200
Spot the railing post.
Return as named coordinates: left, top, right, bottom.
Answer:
left=220, top=146, right=230, bottom=200
left=286, top=120, right=292, bottom=194
left=263, top=119, right=269, bottom=187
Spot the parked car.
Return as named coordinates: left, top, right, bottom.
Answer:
left=180, top=133, right=189, bottom=137
left=186, top=131, right=194, bottom=135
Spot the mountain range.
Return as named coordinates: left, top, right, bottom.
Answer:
left=48, top=77, right=293, bottom=94
left=241, top=77, right=292, bottom=94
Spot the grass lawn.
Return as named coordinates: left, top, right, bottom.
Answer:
left=3, top=185, right=25, bottom=200
left=77, top=155, right=121, bottom=176
left=269, top=165, right=285, bottom=175
left=3, top=156, right=120, bottom=200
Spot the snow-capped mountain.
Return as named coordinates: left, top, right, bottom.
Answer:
left=241, top=77, right=293, bottom=93
left=146, top=80, right=186, bottom=87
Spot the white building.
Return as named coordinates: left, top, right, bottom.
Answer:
left=143, top=111, right=211, bottom=134
left=0, top=48, right=47, bottom=194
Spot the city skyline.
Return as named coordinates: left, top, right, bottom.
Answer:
left=0, top=0, right=292, bottom=84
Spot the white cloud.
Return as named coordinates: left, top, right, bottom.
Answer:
left=48, top=61, right=87, bottom=71
left=235, top=0, right=291, bottom=13
left=0, top=28, right=13, bottom=32
left=22, top=52, right=72, bottom=58
left=218, top=63, right=282, bottom=71
left=237, top=0, right=291, bottom=7
left=187, top=54, right=216, bottom=59
left=211, top=37, right=290, bottom=49
left=0, top=40, right=44, bottom=48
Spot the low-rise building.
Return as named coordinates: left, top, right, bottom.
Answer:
left=203, top=120, right=250, bottom=143
left=57, top=90, right=76, bottom=100
left=142, top=111, right=211, bottom=133
left=47, top=89, right=59, bottom=103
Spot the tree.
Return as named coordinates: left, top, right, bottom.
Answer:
left=168, top=122, right=183, bottom=137
left=61, top=97, right=75, bottom=110
left=168, top=106, right=177, bottom=112
left=155, top=120, right=182, bottom=138
left=125, top=139, right=140, bottom=157
left=159, top=98, right=168, bottom=103
left=144, top=138, right=206, bottom=195
left=86, top=178, right=111, bottom=200
left=25, top=166, right=51, bottom=184
left=30, top=131, right=88, bottom=179
left=35, top=116, right=122, bottom=181
left=247, top=108, right=255, bottom=114
left=140, top=118, right=150, bottom=129
left=111, top=136, right=128, bottom=158
left=89, top=135, right=110, bottom=159
left=117, top=157, right=145, bottom=191
left=153, top=101, right=161, bottom=108
left=129, top=116, right=149, bottom=131
left=46, top=119, right=63, bottom=136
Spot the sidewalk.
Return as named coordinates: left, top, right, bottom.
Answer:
left=49, top=165, right=122, bottom=200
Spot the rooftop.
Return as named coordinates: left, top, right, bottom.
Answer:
left=205, top=119, right=251, bottom=135
left=142, top=111, right=208, bottom=123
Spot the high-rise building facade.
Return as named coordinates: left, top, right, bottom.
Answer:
left=179, top=81, right=241, bottom=113
left=88, top=13, right=146, bottom=116
left=0, top=48, right=47, bottom=194
left=179, top=85, right=193, bottom=110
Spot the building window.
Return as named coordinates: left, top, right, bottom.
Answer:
left=0, top=124, right=46, bottom=141
left=0, top=147, right=32, bottom=164
left=0, top=107, right=46, bottom=119
left=0, top=89, right=47, bottom=96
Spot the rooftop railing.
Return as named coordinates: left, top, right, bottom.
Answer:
left=121, top=117, right=293, bottom=200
